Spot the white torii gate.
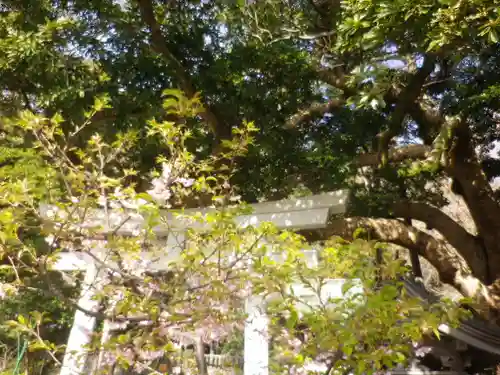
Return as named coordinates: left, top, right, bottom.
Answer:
left=40, top=190, right=349, bottom=375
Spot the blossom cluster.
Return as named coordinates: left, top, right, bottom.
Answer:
left=146, top=163, right=194, bottom=205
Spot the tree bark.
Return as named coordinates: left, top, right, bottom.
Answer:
left=285, top=98, right=344, bottom=128
left=377, top=54, right=437, bottom=150
left=354, top=144, right=431, bottom=166
left=445, top=120, right=500, bottom=281
left=391, top=202, right=488, bottom=281
left=309, top=217, right=499, bottom=318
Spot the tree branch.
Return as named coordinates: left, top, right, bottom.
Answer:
left=354, top=114, right=500, bottom=283
left=407, top=102, right=443, bottom=145
left=354, top=144, right=430, bottom=166
left=391, top=202, right=488, bottom=280
left=136, top=0, right=228, bottom=140
left=376, top=54, right=437, bottom=157
left=390, top=55, right=437, bottom=124
left=284, top=62, right=354, bottom=129
left=285, top=98, right=344, bottom=128
left=382, top=83, right=443, bottom=146
left=310, top=217, right=498, bottom=315
left=315, top=67, right=351, bottom=94
left=325, top=217, right=468, bottom=283
left=287, top=54, right=435, bottom=131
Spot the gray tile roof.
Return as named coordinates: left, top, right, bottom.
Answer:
left=404, top=279, right=500, bottom=355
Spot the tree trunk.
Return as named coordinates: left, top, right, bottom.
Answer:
left=446, top=120, right=500, bottom=281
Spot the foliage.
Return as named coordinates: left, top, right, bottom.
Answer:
left=0, top=0, right=498, bottom=197
left=0, top=91, right=466, bottom=374
left=1, top=0, right=499, bottom=373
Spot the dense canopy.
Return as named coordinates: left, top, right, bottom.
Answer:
left=1, top=0, right=500, bottom=373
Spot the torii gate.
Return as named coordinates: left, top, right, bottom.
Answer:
left=40, top=190, right=351, bottom=375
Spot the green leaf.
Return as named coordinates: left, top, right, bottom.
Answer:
left=28, top=341, right=48, bottom=352
left=426, top=38, right=443, bottom=51
left=51, top=112, right=64, bottom=124
left=343, top=345, right=353, bottom=356
left=433, top=327, right=441, bottom=339
left=18, top=315, right=27, bottom=325
left=31, top=311, right=43, bottom=324
left=395, top=351, right=406, bottom=363
left=489, top=29, right=499, bottom=43
left=342, top=280, right=355, bottom=295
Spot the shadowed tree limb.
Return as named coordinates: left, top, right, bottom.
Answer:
left=391, top=202, right=488, bottom=280
left=354, top=144, right=431, bottom=166
left=407, top=102, right=444, bottom=145
left=285, top=98, right=344, bottom=128
left=315, top=66, right=352, bottom=95
left=286, top=54, right=436, bottom=131
left=136, top=0, right=230, bottom=143
left=376, top=54, right=437, bottom=163
left=310, top=217, right=498, bottom=318
left=352, top=114, right=500, bottom=282
left=396, top=180, right=423, bottom=279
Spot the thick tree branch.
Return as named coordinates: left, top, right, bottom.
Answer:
left=326, top=218, right=467, bottom=284
left=287, top=54, right=435, bottom=131
left=376, top=54, right=437, bottom=156
left=310, top=217, right=498, bottom=316
left=383, top=84, right=443, bottom=146
left=354, top=144, right=430, bottom=166
left=136, top=0, right=229, bottom=141
left=285, top=62, right=354, bottom=128
left=391, top=202, right=488, bottom=280
left=285, top=98, right=344, bottom=128
left=397, top=181, right=423, bottom=278
left=316, top=67, right=352, bottom=94
left=354, top=114, right=500, bottom=282
left=407, top=102, right=443, bottom=145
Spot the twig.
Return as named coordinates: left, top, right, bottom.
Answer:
left=34, top=324, right=62, bottom=366
left=7, top=256, right=21, bottom=283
